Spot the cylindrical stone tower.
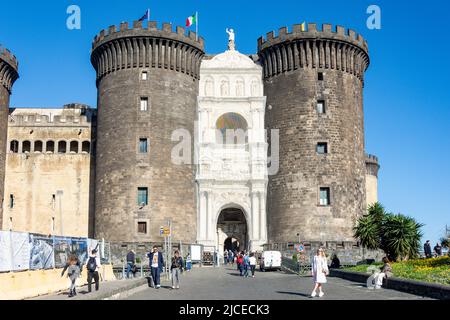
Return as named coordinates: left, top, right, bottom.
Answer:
left=257, top=23, right=370, bottom=243
left=91, top=21, right=204, bottom=242
left=0, top=47, right=19, bottom=227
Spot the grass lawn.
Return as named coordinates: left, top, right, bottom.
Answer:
left=343, top=256, right=450, bottom=286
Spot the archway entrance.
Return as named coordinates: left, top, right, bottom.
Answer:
left=217, top=207, right=248, bottom=255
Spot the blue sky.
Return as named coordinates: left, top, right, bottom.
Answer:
left=1, top=0, right=449, bottom=245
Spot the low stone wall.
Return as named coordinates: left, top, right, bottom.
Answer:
left=330, top=269, right=450, bottom=300
left=0, top=265, right=116, bottom=300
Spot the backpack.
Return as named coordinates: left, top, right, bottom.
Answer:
left=87, top=256, right=97, bottom=272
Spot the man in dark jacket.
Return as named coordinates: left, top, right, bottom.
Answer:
left=424, top=240, right=432, bottom=258
left=148, top=246, right=164, bottom=288
left=126, top=250, right=136, bottom=279
left=434, top=242, right=442, bottom=257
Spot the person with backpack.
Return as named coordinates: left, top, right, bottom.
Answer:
left=170, top=250, right=184, bottom=289
left=86, top=248, right=101, bottom=293
left=147, top=246, right=164, bottom=289
left=61, top=254, right=82, bottom=297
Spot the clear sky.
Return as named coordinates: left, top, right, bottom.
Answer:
left=1, top=0, right=449, bottom=245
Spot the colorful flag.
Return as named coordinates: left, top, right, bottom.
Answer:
left=139, top=9, right=150, bottom=22
left=301, top=22, right=306, bottom=32
left=186, top=13, right=197, bottom=27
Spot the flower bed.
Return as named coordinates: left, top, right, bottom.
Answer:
left=343, top=256, right=450, bottom=286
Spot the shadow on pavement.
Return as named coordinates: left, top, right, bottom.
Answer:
left=276, top=291, right=312, bottom=298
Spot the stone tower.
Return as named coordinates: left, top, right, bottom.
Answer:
left=257, top=23, right=370, bottom=243
left=0, top=47, right=19, bottom=226
left=91, top=21, right=204, bottom=242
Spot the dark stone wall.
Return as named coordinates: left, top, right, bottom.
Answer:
left=94, top=68, right=199, bottom=243
left=0, top=50, right=18, bottom=228
left=91, top=23, right=204, bottom=243
left=259, top=27, right=369, bottom=243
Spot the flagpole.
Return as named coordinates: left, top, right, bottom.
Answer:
left=147, top=9, right=150, bottom=22
left=196, top=11, right=198, bottom=41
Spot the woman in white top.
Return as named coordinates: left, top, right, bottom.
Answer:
left=311, top=248, right=329, bottom=297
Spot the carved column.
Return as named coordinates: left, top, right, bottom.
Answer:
left=199, top=191, right=207, bottom=239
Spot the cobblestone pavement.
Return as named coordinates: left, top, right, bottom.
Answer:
left=125, top=265, right=433, bottom=300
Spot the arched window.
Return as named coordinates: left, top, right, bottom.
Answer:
left=82, top=141, right=90, bottom=153
left=22, top=141, right=31, bottom=153
left=58, top=141, right=66, bottom=153
left=70, top=141, right=79, bottom=153
left=34, top=141, right=43, bottom=153
left=10, top=140, right=19, bottom=153
left=46, top=141, right=55, bottom=153
left=215, top=113, right=248, bottom=145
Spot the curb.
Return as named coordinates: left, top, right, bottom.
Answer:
left=74, top=278, right=148, bottom=300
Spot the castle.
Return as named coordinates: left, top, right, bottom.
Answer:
left=0, top=20, right=380, bottom=256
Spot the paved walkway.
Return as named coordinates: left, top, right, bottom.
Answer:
left=29, top=277, right=147, bottom=300
left=125, top=265, right=433, bottom=300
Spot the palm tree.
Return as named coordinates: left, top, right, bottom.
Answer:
left=381, top=213, right=423, bottom=261
left=353, top=202, right=385, bottom=250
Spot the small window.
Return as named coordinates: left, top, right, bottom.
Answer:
left=319, top=187, right=331, bottom=206
left=51, top=194, right=56, bottom=210
left=317, top=100, right=326, bottom=114
left=23, top=141, right=31, bottom=153
left=70, top=141, right=79, bottom=153
left=318, top=72, right=324, bottom=81
left=9, top=194, right=14, bottom=209
left=138, top=187, right=148, bottom=206
left=141, top=71, right=148, bottom=80
left=138, top=222, right=147, bottom=234
left=10, top=140, right=19, bottom=153
left=317, top=143, right=328, bottom=154
left=139, top=138, right=148, bottom=153
left=140, top=97, right=148, bottom=111
left=58, top=141, right=66, bottom=153
left=82, top=141, right=90, bottom=153
left=46, top=141, right=55, bottom=153
left=34, top=141, right=43, bottom=153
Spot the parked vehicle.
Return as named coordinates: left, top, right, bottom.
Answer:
left=259, top=251, right=282, bottom=271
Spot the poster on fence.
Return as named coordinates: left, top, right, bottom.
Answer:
left=0, top=231, right=12, bottom=272
left=71, top=238, right=88, bottom=264
left=11, top=231, right=30, bottom=271
left=54, top=237, right=72, bottom=268
left=29, top=234, right=54, bottom=270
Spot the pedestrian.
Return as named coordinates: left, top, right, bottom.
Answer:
left=243, top=253, right=250, bottom=278
left=424, top=240, right=432, bottom=258
left=228, top=250, right=234, bottom=266
left=434, top=242, right=443, bottom=257
left=224, top=249, right=228, bottom=265
left=171, top=250, right=184, bottom=289
left=237, top=252, right=244, bottom=276
left=126, top=249, right=136, bottom=279
left=330, top=254, right=341, bottom=269
left=311, top=248, right=329, bottom=298
left=86, top=248, right=101, bottom=293
left=185, top=253, right=192, bottom=272
left=61, top=254, right=82, bottom=297
left=147, top=246, right=164, bottom=289
left=249, top=252, right=257, bottom=278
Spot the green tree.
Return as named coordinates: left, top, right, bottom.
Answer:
left=353, top=202, right=423, bottom=261
left=440, top=237, right=449, bottom=249
left=381, top=213, right=423, bottom=261
left=353, top=202, right=385, bottom=250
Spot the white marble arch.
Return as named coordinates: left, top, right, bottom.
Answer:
left=215, top=202, right=250, bottom=253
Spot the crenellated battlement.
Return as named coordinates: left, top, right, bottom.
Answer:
left=0, top=46, right=19, bottom=92
left=8, top=105, right=96, bottom=127
left=92, top=20, right=204, bottom=51
left=365, top=153, right=380, bottom=177
left=258, top=23, right=368, bottom=53
left=0, top=46, right=19, bottom=71
left=91, top=21, right=205, bottom=81
left=257, top=23, right=370, bottom=80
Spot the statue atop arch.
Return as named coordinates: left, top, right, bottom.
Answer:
left=226, top=28, right=235, bottom=51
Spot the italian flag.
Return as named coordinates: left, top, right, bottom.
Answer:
left=186, top=13, right=197, bottom=27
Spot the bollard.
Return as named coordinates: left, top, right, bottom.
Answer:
left=141, top=264, right=143, bottom=278
left=122, top=262, right=125, bottom=280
